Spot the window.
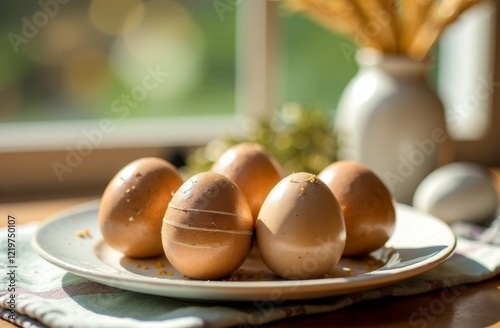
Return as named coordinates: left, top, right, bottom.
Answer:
left=0, top=0, right=239, bottom=196
left=1, top=0, right=236, bottom=122
left=1, top=0, right=499, bottom=199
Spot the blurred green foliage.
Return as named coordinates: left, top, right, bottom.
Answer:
left=0, top=0, right=236, bottom=121
left=277, top=11, right=358, bottom=111
left=185, top=103, right=337, bottom=177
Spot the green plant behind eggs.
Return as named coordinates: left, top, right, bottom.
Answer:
left=185, top=103, right=337, bottom=176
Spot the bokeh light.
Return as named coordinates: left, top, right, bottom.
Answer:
left=89, top=0, right=144, bottom=36
left=64, top=48, right=112, bottom=107
left=0, top=0, right=236, bottom=122
left=110, top=0, right=204, bottom=102
left=41, top=12, right=88, bottom=65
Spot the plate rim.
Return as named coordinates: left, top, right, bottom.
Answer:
left=31, top=200, right=457, bottom=300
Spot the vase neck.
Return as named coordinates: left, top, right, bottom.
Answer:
left=356, top=48, right=431, bottom=77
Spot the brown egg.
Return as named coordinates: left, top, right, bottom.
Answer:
left=211, top=143, right=283, bottom=223
left=162, top=172, right=254, bottom=280
left=318, top=161, right=396, bottom=257
left=256, top=172, right=346, bottom=279
left=98, top=157, right=183, bottom=258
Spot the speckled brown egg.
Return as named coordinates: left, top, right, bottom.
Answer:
left=211, top=143, right=284, bottom=223
left=98, top=157, right=183, bottom=258
left=162, top=172, right=254, bottom=280
left=256, top=172, right=346, bottom=279
left=318, top=161, right=396, bottom=257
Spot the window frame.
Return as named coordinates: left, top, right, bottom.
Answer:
left=452, top=0, right=500, bottom=165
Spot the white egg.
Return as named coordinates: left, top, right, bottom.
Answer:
left=413, top=162, right=498, bottom=223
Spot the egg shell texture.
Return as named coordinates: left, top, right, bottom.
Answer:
left=98, top=157, right=183, bottom=258
left=318, top=161, right=396, bottom=257
left=166, top=171, right=253, bottom=230
left=211, top=143, right=284, bottom=223
left=162, top=172, right=254, bottom=280
left=256, top=172, right=346, bottom=279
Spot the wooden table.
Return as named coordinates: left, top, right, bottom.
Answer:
left=1, top=197, right=499, bottom=328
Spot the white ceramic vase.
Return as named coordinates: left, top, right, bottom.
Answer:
left=335, top=48, right=452, bottom=204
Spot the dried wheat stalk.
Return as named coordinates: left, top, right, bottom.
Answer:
left=408, top=0, right=483, bottom=59
left=285, top=0, right=487, bottom=60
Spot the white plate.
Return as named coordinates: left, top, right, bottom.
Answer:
left=32, top=200, right=456, bottom=301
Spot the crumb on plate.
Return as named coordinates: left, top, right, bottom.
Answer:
left=75, top=228, right=92, bottom=238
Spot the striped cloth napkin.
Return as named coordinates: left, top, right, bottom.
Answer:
left=1, top=221, right=499, bottom=328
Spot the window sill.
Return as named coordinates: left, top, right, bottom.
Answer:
left=0, top=115, right=237, bottom=152
left=0, top=114, right=243, bottom=198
